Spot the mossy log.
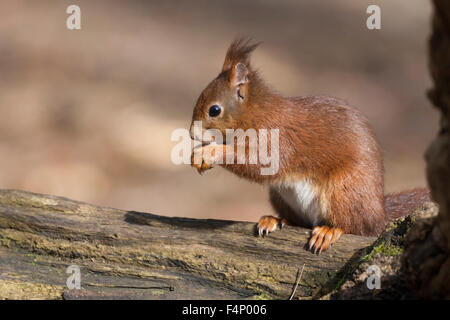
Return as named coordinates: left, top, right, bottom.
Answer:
left=0, top=189, right=376, bottom=300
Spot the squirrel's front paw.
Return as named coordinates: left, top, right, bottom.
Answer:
left=191, top=144, right=220, bottom=174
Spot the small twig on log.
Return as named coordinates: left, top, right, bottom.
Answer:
left=288, top=264, right=305, bottom=300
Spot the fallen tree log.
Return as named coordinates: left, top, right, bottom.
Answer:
left=0, top=189, right=377, bottom=300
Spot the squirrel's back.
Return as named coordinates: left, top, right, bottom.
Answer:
left=277, top=95, right=383, bottom=182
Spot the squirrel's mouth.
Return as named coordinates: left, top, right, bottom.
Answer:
left=191, top=135, right=213, bottom=149
left=190, top=124, right=227, bottom=146
left=191, top=134, right=216, bottom=145
left=191, top=136, right=213, bottom=145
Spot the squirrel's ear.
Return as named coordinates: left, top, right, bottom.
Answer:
left=229, top=63, right=249, bottom=102
left=229, top=62, right=249, bottom=87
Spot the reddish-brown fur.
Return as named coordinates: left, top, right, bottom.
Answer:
left=190, top=38, right=431, bottom=237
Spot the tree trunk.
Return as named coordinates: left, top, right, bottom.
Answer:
left=402, top=0, right=450, bottom=299
left=0, top=189, right=376, bottom=300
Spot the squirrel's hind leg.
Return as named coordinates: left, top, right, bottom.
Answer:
left=256, top=186, right=301, bottom=237
left=257, top=216, right=288, bottom=236
left=308, top=226, right=343, bottom=254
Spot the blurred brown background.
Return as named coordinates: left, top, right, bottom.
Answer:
left=0, top=0, right=437, bottom=222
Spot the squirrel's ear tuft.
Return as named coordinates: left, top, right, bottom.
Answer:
left=222, top=37, right=260, bottom=72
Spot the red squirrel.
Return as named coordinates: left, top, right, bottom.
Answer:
left=189, top=38, right=430, bottom=253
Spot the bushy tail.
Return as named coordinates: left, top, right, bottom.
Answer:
left=385, top=188, right=432, bottom=220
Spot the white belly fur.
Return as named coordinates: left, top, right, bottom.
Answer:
left=274, top=179, right=327, bottom=227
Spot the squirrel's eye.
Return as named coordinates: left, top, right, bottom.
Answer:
left=208, top=105, right=221, bottom=117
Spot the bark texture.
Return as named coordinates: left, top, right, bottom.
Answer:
left=402, top=0, right=450, bottom=299
left=0, top=189, right=376, bottom=300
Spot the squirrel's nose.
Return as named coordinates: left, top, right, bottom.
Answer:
left=189, top=125, right=195, bottom=140
left=190, top=121, right=204, bottom=141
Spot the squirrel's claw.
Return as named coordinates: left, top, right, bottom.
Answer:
left=257, top=216, right=287, bottom=237
left=192, top=160, right=213, bottom=175
left=308, top=226, right=343, bottom=254
left=191, top=144, right=218, bottom=174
